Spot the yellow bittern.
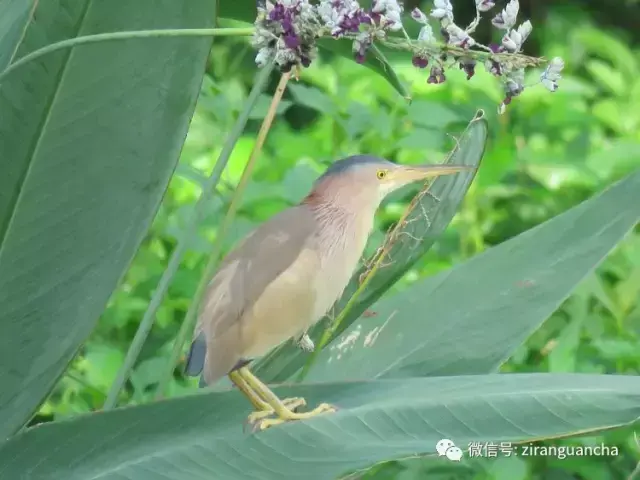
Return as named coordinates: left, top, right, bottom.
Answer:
left=185, top=155, right=468, bottom=430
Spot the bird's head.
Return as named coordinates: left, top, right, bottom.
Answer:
left=304, top=155, right=470, bottom=211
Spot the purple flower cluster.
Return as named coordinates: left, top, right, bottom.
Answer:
left=318, top=0, right=404, bottom=64
left=253, top=0, right=318, bottom=72
left=251, top=0, right=564, bottom=115
left=317, top=0, right=372, bottom=38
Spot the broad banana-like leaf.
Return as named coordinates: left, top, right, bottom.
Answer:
left=0, top=0, right=215, bottom=438
left=304, top=169, right=640, bottom=382
left=254, top=112, right=488, bottom=382
left=0, top=0, right=34, bottom=69
left=0, top=373, right=637, bottom=480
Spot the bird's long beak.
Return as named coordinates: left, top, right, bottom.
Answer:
left=398, top=164, right=472, bottom=183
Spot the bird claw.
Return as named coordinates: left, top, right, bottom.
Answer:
left=250, top=402, right=338, bottom=432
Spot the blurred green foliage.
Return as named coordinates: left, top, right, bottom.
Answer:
left=36, top=3, right=639, bottom=479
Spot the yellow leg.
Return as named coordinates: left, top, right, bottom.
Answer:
left=228, top=370, right=270, bottom=410
left=228, top=370, right=306, bottom=418
left=238, top=366, right=337, bottom=430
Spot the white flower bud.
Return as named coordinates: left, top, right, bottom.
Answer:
left=476, top=0, right=495, bottom=12
left=540, top=57, right=565, bottom=91
left=431, top=0, right=453, bottom=21
left=516, top=20, right=532, bottom=44
left=418, top=24, right=435, bottom=43
left=510, top=29, right=522, bottom=45
left=255, top=47, right=274, bottom=67
left=411, top=7, right=428, bottom=24
left=541, top=77, right=558, bottom=92
left=371, top=0, right=387, bottom=13
left=385, top=9, right=403, bottom=30
left=549, top=57, right=565, bottom=74
left=446, top=23, right=475, bottom=47
left=492, top=0, right=519, bottom=30
left=501, top=33, right=518, bottom=52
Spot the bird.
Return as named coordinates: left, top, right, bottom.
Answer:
left=185, top=155, right=470, bottom=430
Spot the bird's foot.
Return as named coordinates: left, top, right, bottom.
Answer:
left=247, top=397, right=307, bottom=423
left=251, top=402, right=337, bottom=431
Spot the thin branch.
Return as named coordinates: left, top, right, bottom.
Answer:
left=0, top=27, right=254, bottom=83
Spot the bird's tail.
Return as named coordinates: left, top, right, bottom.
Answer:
left=185, top=331, right=206, bottom=377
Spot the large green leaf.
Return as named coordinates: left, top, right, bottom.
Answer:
left=0, top=0, right=215, bottom=437
left=0, top=0, right=34, bottom=70
left=218, top=0, right=410, bottom=98
left=254, top=112, right=488, bottom=382
left=0, top=373, right=637, bottom=479
left=303, top=169, right=640, bottom=382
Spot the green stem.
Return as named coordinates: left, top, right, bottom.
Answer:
left=0, top=27, right=254, bottom=83
left=155, top=69, right=291, bottom=399
left=102, top=60, right=275, bottom=410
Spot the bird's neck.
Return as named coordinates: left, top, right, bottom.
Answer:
left=302, top=191, right=377, bottom=258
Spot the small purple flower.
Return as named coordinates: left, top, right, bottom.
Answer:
left=427, top=66, right=446, bottom=84
left=336, top=10, right=370, bottom=35
left=281, top=13, right=294, bottom=32
left=460, top=37, right=473, bottom=49
left=269, top=3, right=285, bottom=21
left=284, top=32, right=300, bottom=49
left=353, top=35, right=371, bottom=64
left=359, top=11, right=372, bottom=24
left=486, top=59, right=502, bottom=76
left=489, top=43, right=505, bottom=53
left=460, top=60, right=476, bottom=80
left=412, top=56, right=429, bottom=68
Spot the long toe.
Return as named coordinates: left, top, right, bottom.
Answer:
left=289, top=402, right=337, bottom=419
left=253, top=402, right=338, bottom=431
left=247, top=409, right=275, bottom=423
left=281, top=397, right=306, bottom=412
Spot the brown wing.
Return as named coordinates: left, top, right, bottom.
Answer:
left=185, top=205, right=317, bottom=378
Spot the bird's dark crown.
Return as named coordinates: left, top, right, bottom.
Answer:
left=318, top=155, right=393, bottom=181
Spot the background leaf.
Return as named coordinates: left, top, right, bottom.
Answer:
left=254, top=113, right=488, bottom=382
left=0, top=373, right=637, bottom=480
left=0, top=0, right=214, bottom=437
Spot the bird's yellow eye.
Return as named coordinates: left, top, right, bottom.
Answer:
left=376, top=169, right=387, bottom=180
